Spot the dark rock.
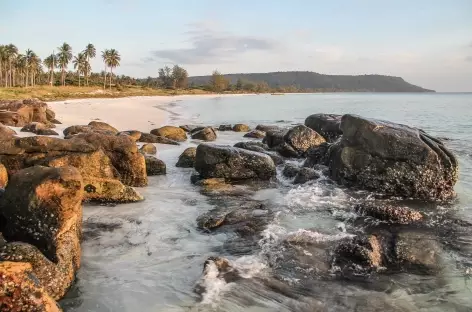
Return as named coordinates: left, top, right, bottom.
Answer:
left=20, top=122, right=53, bottom=134
left=395, top=231, right=442, bottom=273
left=37, top=129, right=59, bottom=136
left=275, top=142, right=299, bottom=158
left=145, top=156, right=166, bottom=175
left=88, top=121, right=119, bottom=134
left=140, top=143, right=157, bottom=155
left=326, top=114, right=458, bottom=200
left=331, top=235, right=383, bottom=272
left=188, top=126, right=207, bottom=135
left=282, top=163, right=300, bottom=178
left=218, top=124, right=233, bottom=131
left=176, top=147, right=197, bottom=168
left=303, top=143, right=330, bottom=168
left=244, top=130, right=266, bottom=138
left=191, top=127, right=217, bottom=141
left=354, top=202, right=423, bottom=224
left=138, top=132, right=180, bottom=145
left=195, top=144, right=276, bottom=181
left=293, top=167, right=320, bottom=184
left=263, top=129, right=287, bottom=148
left=284, top=125, right=326, bottom=154
left=180, top=125, right=199, bottom=132
left=256, top=124, right=282, bottom=132
left=234, top=141, right=269, bottom=152
left=233, top=124, right=250, bottom=132
left=305, top=113, right=343, bottom=142
left=150, top=126, right=187, bottom=142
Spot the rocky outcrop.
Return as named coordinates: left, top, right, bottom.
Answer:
left=0, top=261, right=62, bottom=311
left=138, top=132, right=180, bottom=145
left=0, top=166, right=83, bottom=300
left=88, top=121, right=118, bottom=134
left=140, top=143, right=157, bottom=155
left=176, top=147, right=197, bottom=168
left=191, top=127, right=217, bottom=141
left=150, top=126, right=187, bottom=142
left=145, top=156, right=166, bottom=176
left=244, top=130, right=266, bottom=139
left=21, top=122, right=59, bottom=136
left=304, top=114, right=343, bottom=142
left=0, top=99, right=58, bottom=127
left=326, top=114, right=458, bottom=200
left=233, top=124, right=250, bottom=132
left=195, top=144, right=276, bottom=181
left=0, top=124, right=16, bottom=140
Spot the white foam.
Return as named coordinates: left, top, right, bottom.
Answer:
left=284, top=183, right=349, bottom=211
left=199, top=262, right=232, bottom=306
left=285, top=229, right=355, bottom=244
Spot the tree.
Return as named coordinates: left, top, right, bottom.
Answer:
left=0, top=45, right=5, bottom=87
left=43, top=54, right=57, bottom=86
left=210, top=70, right=229, bottom=93
left=73, top=52, right=86, bottom=86
left=158, top=65, right=173, bottom=88
left=101, top=50, right=109, bottom=89
left=57, top=42, right=72, bottom=86
left=5, top=44, right=18, bottom=87
left=171, top=65, right=188, bottom=89
left=28, top=52, right=41, bottom=87
left=83, top=43, right=96, bottom=86
left=235, top=78, right=243, bottom=90
left=105, top=49, right=120, bottom=88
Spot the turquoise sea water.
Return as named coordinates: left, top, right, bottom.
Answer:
left=63, top=93, right=472, bottom=312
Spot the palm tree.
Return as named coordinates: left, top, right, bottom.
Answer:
left=56, top=42, right=72, bottom=86
left=29, top=53, right=41, bottom=87
left=15, top=54, right=26, bottom=86
left=105, top=49, right=121, bottom=89
left=101, top=49, right=110, bottom=89
left=43, top=54, right=56, bottom=86
left=73, top=52, right=86, bottom=87
left=0, top=45, right=5, bottom=87
left=83, top=43, right=96, bottom=86
left=24, top=49, right=34, bottom=87
left=5, top=44, right=18, bottom=87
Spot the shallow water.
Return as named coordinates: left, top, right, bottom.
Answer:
left=61, top=93, right=472, bottom=312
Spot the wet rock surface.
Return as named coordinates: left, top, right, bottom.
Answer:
left=138, top=132, right=180, bottom=145
left=176, top=147, right=197, bottom=168
left=293, top=167, right=320, bottom=184
left=139, top=143, right=157, bottom=155
left=244, top=130, right=266, bottom=138
left=150, top=126, right=187, bottom=142
left=305, top=113, right=343, bottom=142
left=145, top=156, right=166, bottom=176
left=191, top=127, right=217, bottom=141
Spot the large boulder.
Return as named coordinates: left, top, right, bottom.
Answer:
left=0, top=124, right=16, bottom=140
left=88, top=121, right=118, bottom=134
left=326, top=114, right=458, bottom=200
left=232, top=124, right=250, bottom=132
left=234, top=141, right=284, bottom=165
left=191, top=127, right=217, bottom=141
left=150, top=126, right=187, bottom=142
left=283, top=125, right=326, bottom=155
left=176, top=147, right=197, bottom=168
left=0, top=261, right=62, bottom=311
left=145, top=156, right=166, bottom=176
left=0, top=99, right=55, bottom=127
left=195, top=144, right=276, bottom=181
left=305, top=114, right=343, bottom=142
left=263, top=129, right=287, bottom=148
left=138, top=132, right=180, bottom=145
left=63, top=125, right=115, bottom=137
left=256, top=125, right=282, bottom=132
left=0, top=166, right=83, bottom=299
left=140, top=143, right=157, bottom=155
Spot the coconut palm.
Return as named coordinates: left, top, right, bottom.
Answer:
left=29, top=53, right=41, bottom=87
left=105, top=49, right=120, bottom=88
left=101, top=49, right=110, bottom=89
left=83, top=43, right=96, bottom=86
left=43, top=54, right=57, bottom=86
left=56, top=42, right=72, bottom=86
left=15, top=54, right=26, bottom=86
left=5, top=44, right=18, bottom=87
left=0, top=45, right=5, bottom=87
left=24, top=49, right=34, bottom=87
left=73, top=52, right=86, bottom=87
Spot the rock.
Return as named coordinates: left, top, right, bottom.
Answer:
left=118, top=130, right=142, bottom=141
left=331, top=235, right=383, bottom=271
left=256, top=124, right=282, bottom=132
left=218, top=124, right=232, bottom=131
left=0, top=261, right=62, bottom=311
left=37, top=129, right=59, bottom=136
left=195, top=144, right=276, bottom=181
left=234, top=141, right=269, bottom=152
left=138, top=132, right=180, bottom=145
left=150, top=126, right=187, bottom=142
left=0, top=99, right=52, bottom=127
left=176, top=147, right=197, bottom=168
left=82, top=178, right=143, bottom=203
left=0, top=163, right=7, bottom=188
left=303, top=143, right=330, bottom=168
left=282, top=163, right=300, bottom=178
left=71, top=132, right=148, bottom=187
left=0, top=124, right=16, bottom=139
left=145, top=156, right=166, bottom=175
left=326, top=114, right=458, bottom=200
left=188, top=126, right=207, bottom=135
left=305, top=114, right=343, bottom=142
left=88, top=121, right=118, bottom=134
left=45, top=108, right=56, bottom=122
left=284, top=125, right=326, bottom=154
left=354, top=202, right=423, bottom=224
left=293, top=167, right=320, bottom=184
left=263, top=129, right=287, bottom=148
left=20, top=122, right=58, bottom=136
left=140, top=143, right=157, bottom=155
left=395, top=231, right=442, bottom=273
left=275, top=142, right=300, bottom=158
left=0, top=166, right=82, bottom=300
left=232, top=124, right=250, bottom=132
left=191, top=127, right=217, bottom=141
left=179, top=125, right=198, bottom=132
left=244, top=130, right=266, bottom=138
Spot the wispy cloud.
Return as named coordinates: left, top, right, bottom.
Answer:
left=148, top=21, right=279, bottom=65
left=466, top=56, right=472, bottom=62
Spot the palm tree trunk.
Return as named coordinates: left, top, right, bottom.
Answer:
left=103, top=66, right=107, bottom=89
left=61, top=67, right=64, bottom=86
left=78, top=70, right=80, bottom=87
left=9, top=61, right=12, bottom=87
left=110, top=67, right=112, bottom=89
left=25, top=68, right=28, bottom=87
left=86, top=56, right=89, bottom=86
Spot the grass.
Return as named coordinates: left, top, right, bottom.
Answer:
left=0, top=85, right=213, bottom=101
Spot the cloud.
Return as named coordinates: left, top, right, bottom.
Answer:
left=466, top=56, right=472, bottom=62
left=148, top=22, right=279, bottom=64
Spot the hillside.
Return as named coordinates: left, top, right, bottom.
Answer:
left=188, top=71, right=434, bottom=92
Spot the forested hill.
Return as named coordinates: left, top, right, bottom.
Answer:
left=188, top=71, right=434, bottom=92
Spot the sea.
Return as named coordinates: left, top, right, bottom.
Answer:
left=60, top=93, right=472, bottom=312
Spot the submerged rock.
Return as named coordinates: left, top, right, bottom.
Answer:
left=176, top=147, right=197, bottom=168
left=282, top=163, right=300, bottom=178
left=233, top=124, right=250, bottom=132
left=304, top=113, right=343, bottom=142
left=138, top=132, right=180, bottom=145
left=218, top=124, right=233, bottom=131
left=140, top=143, right=157, bottom=155
left=191, top=127, right=217, bottom=141
left=256, top=124, right=282, bottom=132
left=395, top=231, right=442, bottom=273
left=150, top=126, right=187, bottom=142
left=145, top=156, right=166, bottom=175
left=354, top=202, right=423, bottom=224
left=326, top=114, right=458, bottom=200
left=293, top=167, right=320, bottom=184
left=195, top=144, right=276, bottom=181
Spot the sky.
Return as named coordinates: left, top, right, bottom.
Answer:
left=1, top=0, right=471, bottom=91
